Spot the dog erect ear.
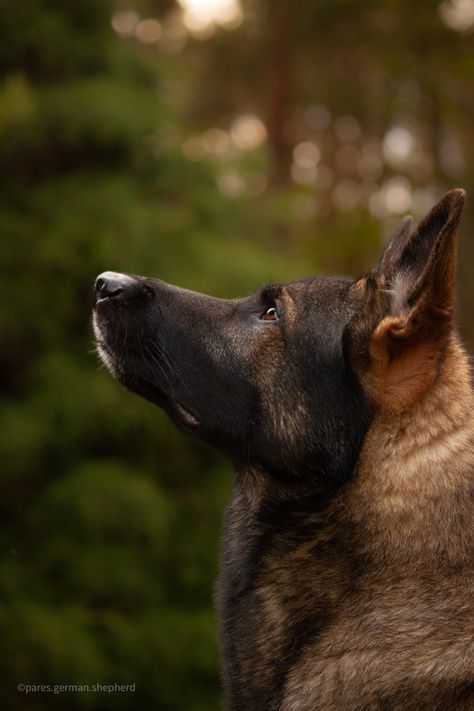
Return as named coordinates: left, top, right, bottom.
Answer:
left=376, top=188, right=465, bottom=326
left=372, top=215, right=414, bottom=279
left=351, top=189, right=466, bottom=409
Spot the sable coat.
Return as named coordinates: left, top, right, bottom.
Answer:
left=93, top=189, right=474, bottom=710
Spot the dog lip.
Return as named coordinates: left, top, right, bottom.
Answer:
left=122, top=375, right=201, bottom=430
left=95, top=292, right=122, bottom=305
left=170, top=400, right=200, bottom=429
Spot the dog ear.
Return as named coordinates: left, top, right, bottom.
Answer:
left=352, top=189, right=466, bottom=409
left=372, top=215, right=413, bottom=280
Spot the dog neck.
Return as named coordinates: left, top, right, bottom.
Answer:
left=351, top=335, right=474, bottom=568
left=232, top=336, right=474, bottom=568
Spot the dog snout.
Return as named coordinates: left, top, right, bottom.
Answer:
left=94, top=271, right=152, bottom=304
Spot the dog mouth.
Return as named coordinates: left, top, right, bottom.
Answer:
left=120, top=374, right=200, bottom=430
left=93, top=314, right=200, bottom=430
left=149, top=383, right=200, bottom=430
left=171, top=400, right=200, bottom=429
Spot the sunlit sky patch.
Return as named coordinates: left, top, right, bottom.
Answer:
left=178, top=0, right=243, bottom=36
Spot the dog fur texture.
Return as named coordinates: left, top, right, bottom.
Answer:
left=93, top=189, right=474, bottom=710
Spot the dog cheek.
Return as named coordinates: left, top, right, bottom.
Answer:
left=267, top=395, right=309, bottom=451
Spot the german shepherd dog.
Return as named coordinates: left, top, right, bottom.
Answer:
left=93, top=189, right=474, bottom=710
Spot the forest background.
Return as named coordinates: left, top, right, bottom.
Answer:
left=1, top=0, right=473, bottom=708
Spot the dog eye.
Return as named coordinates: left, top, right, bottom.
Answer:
left=261, top=305, right=279, bottom=321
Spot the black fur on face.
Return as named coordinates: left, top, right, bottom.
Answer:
left=93, top=274, right=371, bottom=488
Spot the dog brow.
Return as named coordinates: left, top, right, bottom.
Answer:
left=259, top=284, right=282, bottom=302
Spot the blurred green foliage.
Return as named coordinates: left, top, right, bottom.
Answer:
left=0, top=0, right=473, bottom=709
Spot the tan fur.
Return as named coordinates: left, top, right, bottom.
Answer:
left=281, top=336, right=474, bottom=709
left=352, top=336, right=474, bottom=560
left=351, top=276, right=368, bottom=297
left=364, top=315, right=444, bottom=410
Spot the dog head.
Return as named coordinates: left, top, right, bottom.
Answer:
left=93, top=189, right=465, bottom=488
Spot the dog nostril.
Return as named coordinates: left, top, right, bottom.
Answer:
left=94, top=279, right=122, bottom=300
left=94, top=272, right=131, bottom=302
left=95, top=278, right=107, bottom=293
left=93, top=271, right=153, bottom=305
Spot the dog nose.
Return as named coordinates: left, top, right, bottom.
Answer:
left=94, top=271, right=137, bottom=302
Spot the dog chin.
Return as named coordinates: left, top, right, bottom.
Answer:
left=93, top=314, right=121, bottom=379
left=122, top=376, right=201, bottom=431
left=134, top=377, right=201, bottom=430
left=93, top=314, right=200, bottom=430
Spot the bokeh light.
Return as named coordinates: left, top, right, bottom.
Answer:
left=111, top=11, right=139, bottom=36
left=332, top=179, right=362, bottom=211
left=439, top=0, right=474, bottom=31
left=218, top=171, right=245, bottom=196
left=293, top=141, right=321, bottom=168
left=202, top=128, right=232, bottom=156
left=178, top=0, right=244, bottom=35
left=383, top=126, right=416, bottom=167
left=135, top=19, right=162, bottom=44
left=291, top=163, right=318, bottom=185
left=370, top=176, right=412, bottom=217
left=230, top=114, right=267, bottom=150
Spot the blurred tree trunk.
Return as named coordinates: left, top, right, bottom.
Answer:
left=265, top=0, right=293, bottom=188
